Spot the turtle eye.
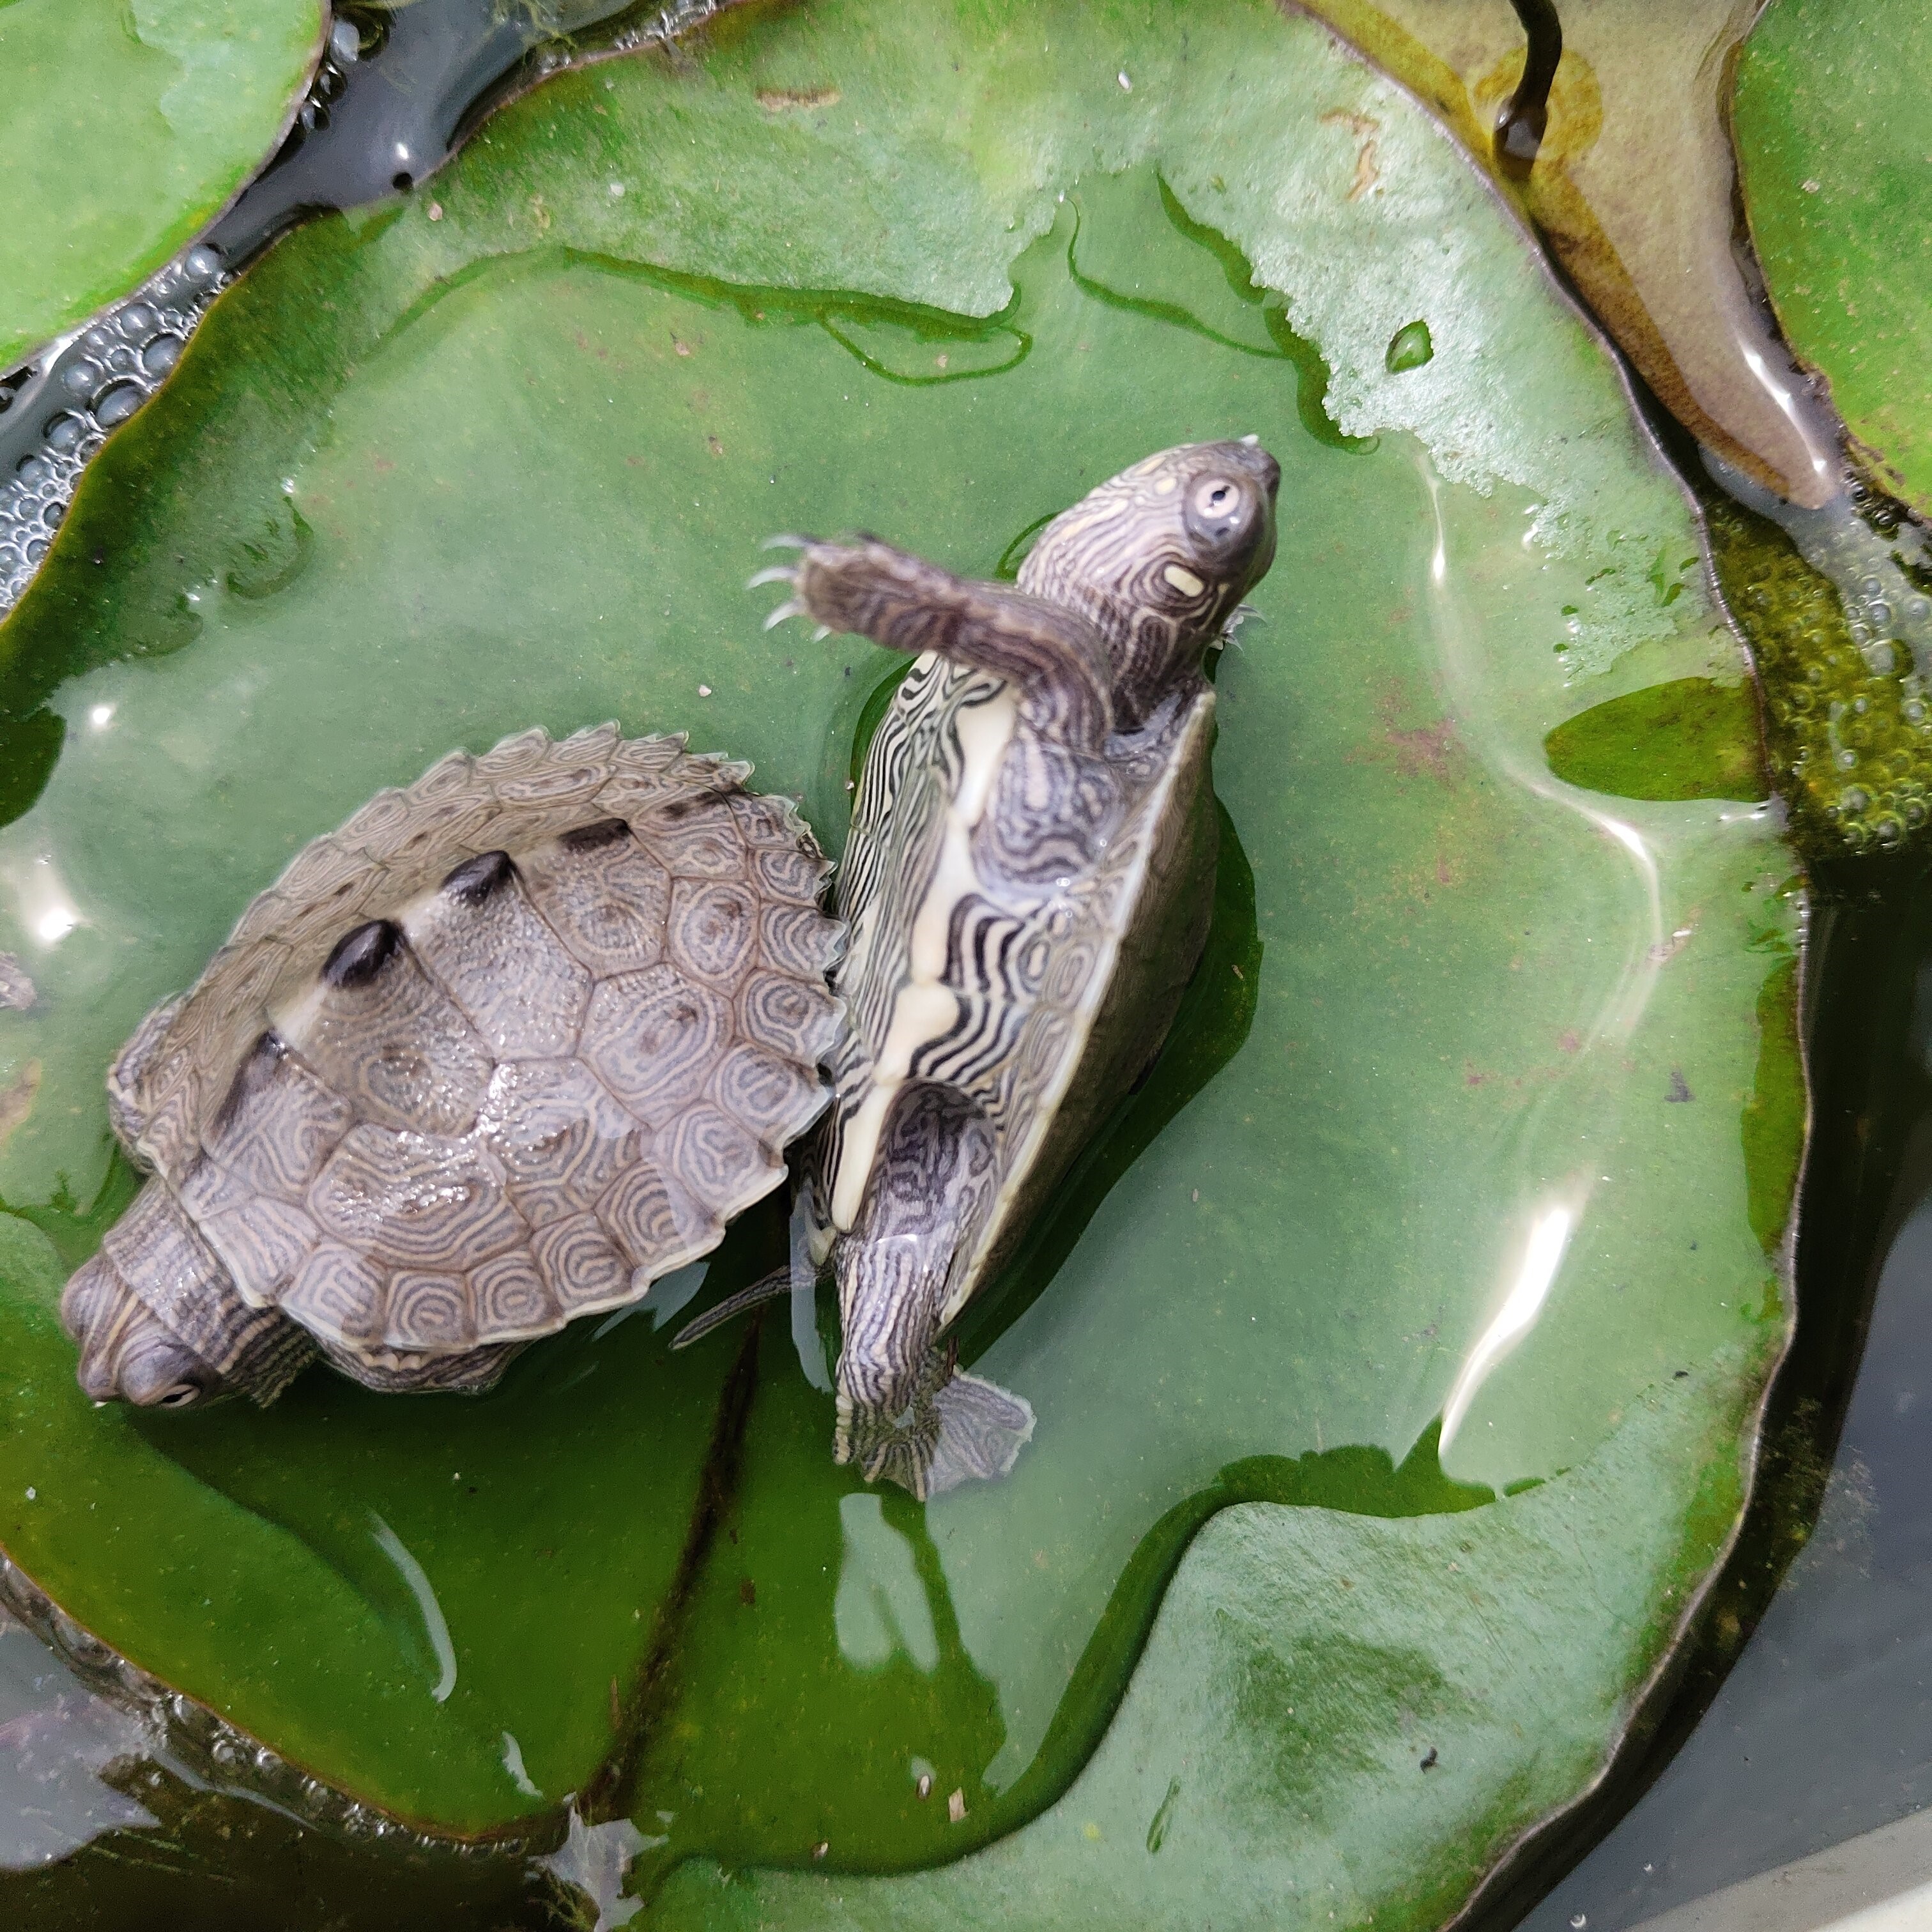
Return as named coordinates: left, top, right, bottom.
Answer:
left=1186, top=475, right=1249, bottom=546
left=157, top=1383, right=201, bottom=1408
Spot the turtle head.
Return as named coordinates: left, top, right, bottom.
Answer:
left=1017, top=438, right=1280, bottom=721
left=61, top=1251, right=234, bottom=1409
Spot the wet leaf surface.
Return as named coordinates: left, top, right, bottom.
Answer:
left=1733, top=0, right=1932, bottom=517
left=1293, top=0, right=1840, bottom=504
left=0, top=1, right=1800, bottom=1921
left=0, top=0, right=323, bottom=370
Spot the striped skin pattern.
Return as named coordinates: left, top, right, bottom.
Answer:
left=783, top=440, right=1281, bottom=1496
left=63, top=726, right=844, bottom=1407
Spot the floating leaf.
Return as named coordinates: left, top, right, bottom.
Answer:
left=0, top=3, right=1800, bottom=1924
left=1545, top=677, right=1769, bottom=801
left=1295, top=0, right=1840, bottom=504
left=0, top=0, right=324, bottom=369
left=1733, top=0, right=1932, bottom=518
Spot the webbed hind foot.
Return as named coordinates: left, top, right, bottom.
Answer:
left=836, top=1343, right=1034, bottom=1501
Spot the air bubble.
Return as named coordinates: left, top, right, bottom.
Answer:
left=41, top=501, right=62, bottom=529
left=44, top=413, right=83, bottom=452
left=1837, top=749, right=1859, bottom=769
left=84, top=327, right=112, bottom=353
left=140, top=334, right=183, bottom=378
left=60, top=361, right=98, bottom=395
left=1862, top=576, right=1884, bottom=596
left=1906, top=701, right=1926, bottom=724
left=184, top=244, right=221, bottom=280
left=93, top=381, right=143, bottom=427
left=1842, top=787, right=1871, bottom=813
left=15, top=455, right=49, bottom=487
left=1869, top=601, right=1893, bottom=627
left=329, top=17, right=360, bottom=63
left=119, top=303, right=154, bottom=335
left=24, top=539, right=47, bottom=564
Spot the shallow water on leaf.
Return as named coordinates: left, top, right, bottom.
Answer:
left=0, top=3, right=1800, bottom=1912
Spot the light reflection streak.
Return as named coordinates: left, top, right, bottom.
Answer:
left=369, top=1512, right=457, bottom=1703
left=4, top=855, right=84, bottom=952
left=1419, top=458, right=1669, bottom=1441
left=1440, top=1206, right=1574, bottom=1452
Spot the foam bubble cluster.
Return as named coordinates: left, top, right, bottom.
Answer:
left=0, top=247, right=226, bottom=611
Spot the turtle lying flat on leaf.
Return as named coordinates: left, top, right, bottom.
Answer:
left=749, top=437, right=1280, bottom=1494
left=61, top=726, right=844, bottom=1406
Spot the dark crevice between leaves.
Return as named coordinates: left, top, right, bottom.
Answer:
left=579, top=1310, right=765, bottom=1826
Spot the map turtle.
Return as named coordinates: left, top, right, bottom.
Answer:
left=751, top=437, right=1280, bottom=1493
left=61, top=726, right=844, bottom=1405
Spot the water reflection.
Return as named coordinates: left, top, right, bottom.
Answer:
left=0, top=1611, right=155, bottom=1870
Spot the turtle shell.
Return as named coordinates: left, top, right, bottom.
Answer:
left=66, top=725, right=845, bottom=1401
left=817, top=654, right=1216, bottom=1331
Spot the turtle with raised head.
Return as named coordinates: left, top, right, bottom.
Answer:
left=61, top=725, right=845, bottom=1406
left=754, top=437, right=1280, bottom=1494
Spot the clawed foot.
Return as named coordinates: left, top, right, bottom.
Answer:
left=749, top=536, right=832, bottom=640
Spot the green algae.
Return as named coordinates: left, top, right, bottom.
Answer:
left=1707, top=495, right=1932, bottom=852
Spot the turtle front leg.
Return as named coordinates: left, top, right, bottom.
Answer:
left=756, top=537, right=1114, bottom=753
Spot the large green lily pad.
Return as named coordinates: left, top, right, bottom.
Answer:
left=0, top=0, right=1800, bottom=1920
left=1733, top=0, right=1932, bottom=516
left=0, top=0, right=324, bottom=371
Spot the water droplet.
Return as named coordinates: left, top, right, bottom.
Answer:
left=140, top=334, right=183, bottom=378
left=93, top=381, right=143, bottom=427
left=1386, top=318, right=1434, bottom=373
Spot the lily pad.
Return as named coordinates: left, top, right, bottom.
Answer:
left=1295, top=0, right=1840, bottom=505
left=1733, top=0, right=1932, bottom=517
left=0, top=0, right=325, bottom=372
left=0, top=0, right=1800, bottom=1921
